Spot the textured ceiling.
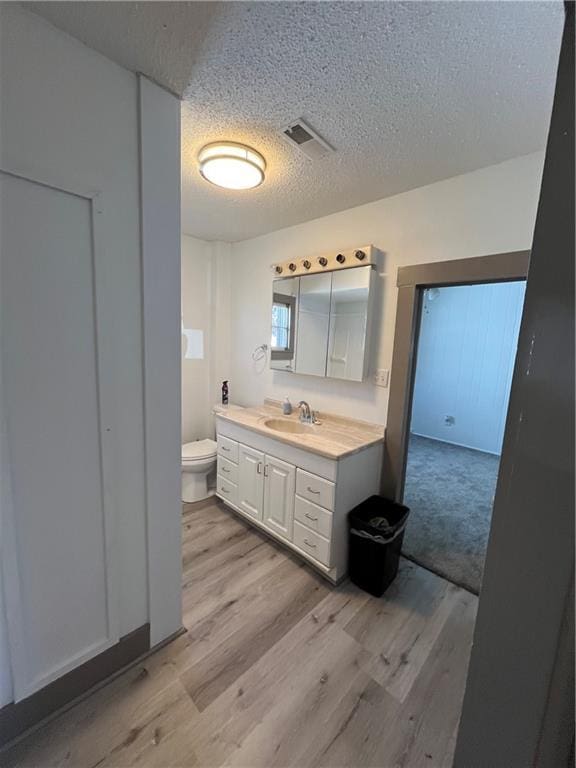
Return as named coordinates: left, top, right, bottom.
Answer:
left=26, top=1, right=222, bottom=96
left=28, top=1, right=564, bottom=242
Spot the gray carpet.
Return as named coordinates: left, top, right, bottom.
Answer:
left=402, top=434, right=500, bottom=594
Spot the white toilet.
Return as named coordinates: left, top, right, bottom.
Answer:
left=181, top=438, right=217, bottom=502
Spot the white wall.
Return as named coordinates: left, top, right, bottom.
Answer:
left=182, top=236, right=211, bottom=441
left=411, top=282, right=526, bottom=454
left=181, top=236, right=232, bottom=442
left=0, top=5, right=150, bottom=703
left=228, top=152, right=544, bottom=425
left=209, top=241, right=233, bottom=418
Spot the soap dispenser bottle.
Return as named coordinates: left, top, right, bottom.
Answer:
left=282, top=396, right=292, bottom=415
left=222, top=380, right=229, bottom=406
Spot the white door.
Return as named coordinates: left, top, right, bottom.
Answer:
left=238, top=445, right=264, bottom=520
left=0, top=171, right=117, bottom=700
left=263, top=456, right=295, bottom=541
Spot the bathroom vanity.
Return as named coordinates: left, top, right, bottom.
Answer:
left=215, top=401, right=384, bottom=583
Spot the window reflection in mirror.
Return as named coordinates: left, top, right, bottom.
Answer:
left=271, top=302, right=291, bottom=351
left=327, top=267, right=371, bottom=381
left=270, top=277, right=298, bottom=371
left=294, top=272, right=332, bottom=377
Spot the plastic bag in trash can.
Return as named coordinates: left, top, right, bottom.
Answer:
left=368, top=516, right=393, bottom=531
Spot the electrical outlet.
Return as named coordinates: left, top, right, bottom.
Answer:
left=373, top=369, right=390, bottom=388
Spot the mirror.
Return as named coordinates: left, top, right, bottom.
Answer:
left=270, top=265, right=374, bottom=381
left=270, top=276, right=298, bottom=371
left=294, top=272, right=331, bottom=377
left=327, top=267, right=371, bottom=381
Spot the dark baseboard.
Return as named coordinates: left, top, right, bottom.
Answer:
left=0, top=623, right=150, bottom=748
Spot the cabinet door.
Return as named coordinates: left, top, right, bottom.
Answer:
left=294, top=272, right=331, bottom=377
left=263, top=455, right=296, bottom=541
left=238, top=445, right=265, bottom=520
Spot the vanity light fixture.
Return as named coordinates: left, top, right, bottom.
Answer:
left=272, top=245, right=378, bottom=278
left=198, top=142, right=266, bottom=190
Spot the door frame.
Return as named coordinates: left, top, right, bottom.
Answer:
left=381, top=249, right=530, bottom=501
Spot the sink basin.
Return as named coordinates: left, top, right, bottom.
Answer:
left=264, top=418, right=315, bottom=434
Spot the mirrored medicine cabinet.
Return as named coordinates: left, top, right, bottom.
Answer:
left=270, top=265, right=375, bottom=382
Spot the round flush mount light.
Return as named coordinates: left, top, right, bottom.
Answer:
left=198, top=142, right=266, bottom=190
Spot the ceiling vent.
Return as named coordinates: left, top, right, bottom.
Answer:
left=281, top=119, right=334, bottom=160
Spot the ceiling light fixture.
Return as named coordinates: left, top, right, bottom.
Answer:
left=198, top=142, right=266, bottom=190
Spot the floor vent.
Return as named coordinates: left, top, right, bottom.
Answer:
left=281, top=119, right=334, bottom=160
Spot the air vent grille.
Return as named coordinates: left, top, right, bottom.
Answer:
left=280, top=119, right=334, bottom=160
left=283, top=124, right=314, bottom=145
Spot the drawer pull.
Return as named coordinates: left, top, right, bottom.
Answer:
left=221, top=446, right=230, bottom=452
left=257, top=462, right=263, bottom=474
left=222, top=467, right=230, bottom=473
left=305, top=513, right=318, bottom=522
left=303, top=538, right=316, bottom=548
left=220, top=487, right=229, bottom=494
left=307, top=486, right=320, bottom=495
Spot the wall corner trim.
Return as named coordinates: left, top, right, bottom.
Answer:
left=138, top=74, right=183, bottom=648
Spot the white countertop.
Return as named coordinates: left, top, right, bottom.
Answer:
left=215, top=400, right=384, bottom=459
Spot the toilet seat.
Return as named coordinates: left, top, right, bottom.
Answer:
left=182, top=439, right=217, bottom=462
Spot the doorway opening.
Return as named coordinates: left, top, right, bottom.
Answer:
left=402, top=280, right=526, bottom=593
left=383, top=251, right=530, bottom=595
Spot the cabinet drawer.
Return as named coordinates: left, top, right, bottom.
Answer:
left=216, top=475, right=238, bottom=506
left=296, top=469, right=335, bottom=511
left=294, top=495, right=332, bottom=539
left=217, top=456, right=238, bottom=484
left=217, top=435, right=238, bottom=463
left=293, top=520, right=331, bottom=567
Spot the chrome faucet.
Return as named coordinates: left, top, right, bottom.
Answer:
left=298, top=400, right=313, bottom=424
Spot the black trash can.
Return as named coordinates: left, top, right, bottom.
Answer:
left=348, top=496, right=410, bottom=597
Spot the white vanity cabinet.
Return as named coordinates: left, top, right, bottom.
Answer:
left=215, top=417, right=382, bottom=583
left=236, top=447, right=295, bottom=540
left=263, top=456, right=296, bottom=541
left=237, top=444, right=265, bottom=520
left=235, top=443, right=296, bottom=541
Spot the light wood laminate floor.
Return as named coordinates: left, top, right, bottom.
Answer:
left=3, top=499, right=478, bottom=768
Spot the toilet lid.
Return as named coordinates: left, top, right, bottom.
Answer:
left=182, top=439, right=217, bottom=461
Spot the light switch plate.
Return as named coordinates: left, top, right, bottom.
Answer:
left=373, top=369, right=390, bottom=388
